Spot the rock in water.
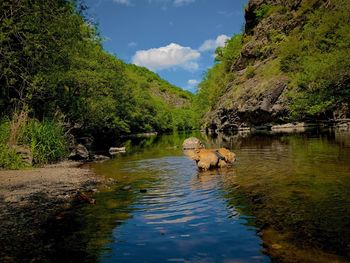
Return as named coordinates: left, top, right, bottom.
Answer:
left=122, top=185, right=132, bottom=191
left=69, top=144, right=89, bottom=160
left=182, top=137, right=204, bottom=150
left=109, top=147, right=126, bottom=155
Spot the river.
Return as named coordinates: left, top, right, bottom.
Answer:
left=56, top=129, right=350, bottom=262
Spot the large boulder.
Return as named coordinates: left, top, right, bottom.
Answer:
left=182, top=137, right=204, bottom=150
left=69, top=144, right=89, bottom=160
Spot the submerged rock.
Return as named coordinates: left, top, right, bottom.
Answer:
left=182, top=137, right=204, bottom=150
left=122, top=185, right=132, bottom=191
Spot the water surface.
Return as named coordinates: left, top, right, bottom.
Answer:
left=79, top=130, right=350, bottom=262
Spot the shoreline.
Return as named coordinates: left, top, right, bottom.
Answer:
left=0, top=161, right=104, bottom=204
left=0, top=161, right=112, bottom=263
left=205, top=120, right=350, bottom=134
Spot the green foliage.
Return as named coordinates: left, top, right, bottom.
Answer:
left=195, top=63, right=229, bottom=117
left=195, top=34, right=242, bottom=118
left=215, top=34, right=243, bottom=71
left=124, top=64, right=197, bottom=132
left=196, top=0, right=350, bottom=124
left=21, top=120, right=69, bottom=164
left=245, top=66, right=256, bottom=79
left=0, top=144, right=27, bottom=170
left=0, top=117, right=68, bottom=168
left=0, top=121, right=27, bottom=169
left=254, top=4, right=286, bottom=21
left=254, top=4, right=272, bottom=19
left=279, top=0, right=350, bottom=118
left=0, top=0, right=197, bottom=140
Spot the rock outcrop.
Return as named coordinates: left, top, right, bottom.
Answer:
left=203, top=0, right=342, bottom=133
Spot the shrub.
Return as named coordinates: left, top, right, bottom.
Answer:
left=245, top=65, right=256, bottom=79
left=22, top=120, right=69, bottom=164
left=254, top=4, right=271, bottom=20
left=0, top=120, right=27, bottom=169
left=0, top=144, right=27, bottom=170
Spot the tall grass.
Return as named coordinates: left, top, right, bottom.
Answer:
left=22, top=119, right=69, bottom=164
left=0, top=111, right=69, bottom=169
left=8, top=109, right=28, bottom=146
left=0, top=120, right=28, bottom=169
left=0, top=144, right=28, bottom=170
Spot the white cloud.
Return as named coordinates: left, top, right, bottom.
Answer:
left=132, top=43, right=200, bottom=71
left=199, top=34, right=230, bottom=52
left=128, top=41, right=138, bottom=47
left=185, top=79, right=200, bottom=92
left=188, top=79, right=199, bottom=86
left=113, top=0, right=132, bottom=6
left=173, top=0, right=195, bottom=7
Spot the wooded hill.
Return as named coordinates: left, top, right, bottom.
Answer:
left=0, top=0, right=197, bottom=136
left=195, top=0, right=350, bottom=132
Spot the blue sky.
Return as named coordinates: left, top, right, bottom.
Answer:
left=85, top=0, right=247, bottom=92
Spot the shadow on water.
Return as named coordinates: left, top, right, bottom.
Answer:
left=4, top=130, right=350, bottom=262
left=212, top=129, right=350, bottom=262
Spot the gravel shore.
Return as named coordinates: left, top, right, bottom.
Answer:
left=0, top=161, right=107, bottom=263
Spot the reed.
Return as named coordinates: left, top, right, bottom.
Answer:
left=0, top=120, right=27, bottom=169
left=8, top=109, right=28, bottom=146
left=0, top=114, right=69, bottom=169
left=23, top=119, right=69, bottom=164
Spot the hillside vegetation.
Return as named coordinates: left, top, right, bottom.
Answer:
left=0, top=0, right=197, bottom=168
left=195, top=0, right=350, bottom=131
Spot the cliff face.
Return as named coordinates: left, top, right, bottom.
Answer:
left=203, top=0, right=349, bottom=132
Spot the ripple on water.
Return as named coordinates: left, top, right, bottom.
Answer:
left=98, top=156, right=269, bottom=263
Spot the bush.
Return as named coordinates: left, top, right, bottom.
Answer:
left=0, top=117, right=69, bottom=169
left=278, top=0, right=350, bottom=118
left=245, top=65, right=256, bottom=79
left=254, top=4, right=272, bottom=20
left=0, top=144, right=27, bottom=170
left=22, top=120, right=69, bottom=164
left=0, top=121, right=27, bottom=169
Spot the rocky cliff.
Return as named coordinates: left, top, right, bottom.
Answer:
left=202, top=0, right=349, bottom=133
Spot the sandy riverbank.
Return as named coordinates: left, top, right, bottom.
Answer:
left=0, top=161, right=111, bottom=263
left=0, top=161, right=102, bottom=204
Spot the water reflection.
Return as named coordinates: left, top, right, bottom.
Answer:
left=94, top=155, right=268, bottom=263
left=88, top=132, right=270, bottom=262
left=39, top=129, right=350, bottom=263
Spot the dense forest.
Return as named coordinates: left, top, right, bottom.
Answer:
left=195, top=0, right=350, bottom=131
left=0, top=0, right=197, bottom=168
